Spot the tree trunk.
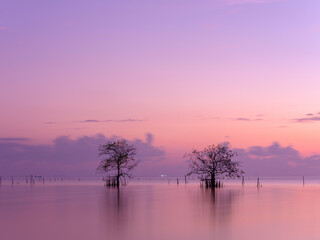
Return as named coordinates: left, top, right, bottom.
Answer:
left=211, top=173, right=215, bottom=188
left=116, top=176, right=120, bottom=187
left=117, top=165, right=120, bottom=187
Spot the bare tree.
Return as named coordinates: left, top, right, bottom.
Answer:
left=185, top=142, right=243, bottom=188
left=97, top=139, right=138, bottom=187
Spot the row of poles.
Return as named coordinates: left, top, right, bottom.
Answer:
left=242, top=176, right=306, bottom=188
left=0, top=176, right=308, bottom=187
left=167, top=175, right=188, bottom=185
left=167, top=176, right=307, bottom=188
left=0, top=176, right=82, bottom=185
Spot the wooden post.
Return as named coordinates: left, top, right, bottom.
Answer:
left=185, top=175, right=187, bottom=184
left=257, top=177, right=260, bottom=188
left=12, top=176, right=14, bottom=185
left=303, top=176, right=305, bottom=186
left=242, top=176, right=244, bottom=187
left=177, top=178, right=179, bottom=185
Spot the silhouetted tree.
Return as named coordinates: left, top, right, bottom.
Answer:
left=185, top=142, right=243, bottom=188
left=97, top=139, right=137, bottom=187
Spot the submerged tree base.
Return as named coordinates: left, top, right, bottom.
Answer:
left=103, top=176, right=127, bottom=188
left=201, top=179, right=223, bottom=188
left=105, top=178, right=118, bottom=187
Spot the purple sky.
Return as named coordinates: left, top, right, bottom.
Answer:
left=1, top=0, right=320, bottom=176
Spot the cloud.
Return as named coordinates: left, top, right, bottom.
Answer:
left=77, top=119, right=145, bottom=123
left=233, top=117, right=263, bottom=121
left=44, top=122, right=56, bottom=124
left=293, top=112, right=320, bottom=123
left=145, top=133, right=153, bottom=144
left=2, top=136, right=320, bottom=177
left=0, top=137, right=30, bottom=142
left=117, top=118, right=144, bottom=122
left=237, top=142, right=320, bottom=177
left=131, top=135, right=165, bottom=163
left=78, top=120, right=112, bottom=123
left=199, top=115, right=263, bottom=121
left=0, top=133, right=165, bottom=177
left=180, top=142, right=320, bottom=178
left=236, top=117, right=250, bottom=121
left=295, top=117, right=320, bottom=123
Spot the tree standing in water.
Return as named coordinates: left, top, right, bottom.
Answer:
left=185, top=142, right=243, bottom=188
left=97, top=139, right=137, bottom=187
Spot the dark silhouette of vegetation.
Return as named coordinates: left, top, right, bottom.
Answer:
left=185, top=142, right=243, bottom=188
left=97, top=139, right=137, bottom=187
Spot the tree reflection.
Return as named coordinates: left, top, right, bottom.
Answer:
left=100, top=187, right=130, bottom=238
left=194, top=186, right=242, bottom=228
left=100, top=184, right=243, bottom=240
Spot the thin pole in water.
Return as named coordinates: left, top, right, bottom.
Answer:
left=12, top=176, right=14, bottom=185
left=303, top=176, right=305, bottom=186
left=185, top=175, right=187, bottom=184
left=257, top=177, right=260, bottom=188
left=242, top=176, right=245, bottom=187
left=177, top=178, right=179, bottom=185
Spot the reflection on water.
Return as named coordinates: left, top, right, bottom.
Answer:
left=100, top=186, right=241, bottom=239
left=1, top=182, right=320, bottom=240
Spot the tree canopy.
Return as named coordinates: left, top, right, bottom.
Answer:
left=185, top=142, right=243, bottom=187
left=97, top=139, right=138, bottom=187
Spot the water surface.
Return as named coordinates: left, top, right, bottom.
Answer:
left=1, top=180, right=320, bottom=240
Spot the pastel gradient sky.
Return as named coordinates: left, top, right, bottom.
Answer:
left=1, top=0, right=320, bottom=176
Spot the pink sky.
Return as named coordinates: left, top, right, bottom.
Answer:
left=1, top=0, right=320, bottom=176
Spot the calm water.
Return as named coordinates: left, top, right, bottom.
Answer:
left=1, top=180, right=320, bottom=240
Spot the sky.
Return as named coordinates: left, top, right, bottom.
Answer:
left=1, top=0, right=320, bottom=177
